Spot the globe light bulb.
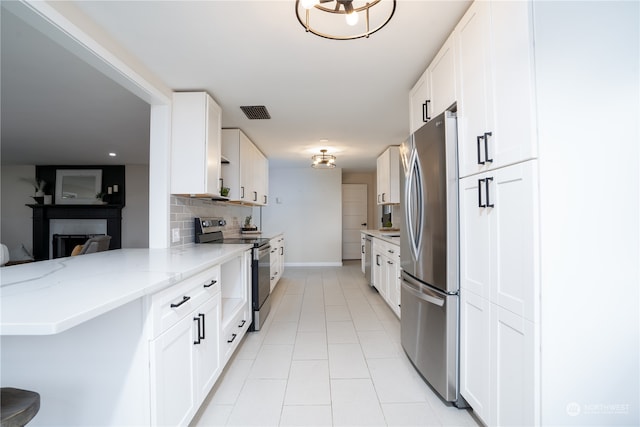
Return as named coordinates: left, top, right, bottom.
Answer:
left=301, top=0, right=319, bottom=10
left=345, top=10, right=359, bottom=26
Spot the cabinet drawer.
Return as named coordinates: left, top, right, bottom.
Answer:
left=221, top=304, right=251, bottom=363
left=150, top=266, right=221, bottom=337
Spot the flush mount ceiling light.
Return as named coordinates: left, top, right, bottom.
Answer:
left=312, top=149, right=337, bottom=168
left=296, top=0, right=396, bottom=41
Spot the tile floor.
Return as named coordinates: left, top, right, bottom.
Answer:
left=191, top=261, right=482, bottom=427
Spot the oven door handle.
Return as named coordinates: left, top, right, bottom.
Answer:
left=401, top=273, right=445, bottom=307
left=256, top=245, right=271, bottom=260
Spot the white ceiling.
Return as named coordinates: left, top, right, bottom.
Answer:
left=1, top=0, right=471, bottom=171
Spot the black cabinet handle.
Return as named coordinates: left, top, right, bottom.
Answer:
left=388, top=260, right=393, bottom=265
left=485, top=177, right=494, bottom=208
left=376, top=254, right=381, bottom=266
left=478, top=178, right=486, bottom=208
left=361, top=245, right=365, bottom=254
left=170, top=295, right=190, bottom=308
left=193, top=316, right=202, bottom=345
left=238, top=319, right=246, bottom=328
left=253, top=191, right=257, bottom=202
left=422, top=100, right=431, bottom=122
left=264, top=195, right=267, bottom=204
left=484, top=132, right=493, bottom=163
left=382, top=193, right=386, bottom=203
left=204, top=279, right=217, bottom=288
left=477, top=136, right=485, bottom=165
left=227, top=333, right=237, bottom=343
left=280, top=247, right=283, bottom=256
left=199, top=313, right=205, bottom=339
left=241, top=186, right=245, bottom=198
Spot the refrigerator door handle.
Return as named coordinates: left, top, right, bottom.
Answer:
left=401, top=273, right=445, bottom=307
left=404, top=148, right=423, bottom=262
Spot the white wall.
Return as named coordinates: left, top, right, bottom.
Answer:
left=122, top=165, right=149, bottom=248
left=534, top=1, right=639, bottom=425
left=1, top=165, right=36, bottom=257
left=260, top=167, right=342, bottom=266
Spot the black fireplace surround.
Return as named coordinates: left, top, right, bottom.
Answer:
left=29, top=205, right=123, bottom=261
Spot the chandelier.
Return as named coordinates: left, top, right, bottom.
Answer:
left=295, top=0, right=396, bottom=41
left=312, top=149, right=337, bottom=168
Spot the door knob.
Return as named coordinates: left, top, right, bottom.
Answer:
left=361, top=223, right=367, bottom=226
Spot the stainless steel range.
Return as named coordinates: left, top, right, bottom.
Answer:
left=195, top=217, right=272, bottom=331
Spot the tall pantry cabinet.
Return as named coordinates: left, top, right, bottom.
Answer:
left=452, top=1, right=639, bottom=426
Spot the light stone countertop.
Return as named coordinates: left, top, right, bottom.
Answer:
left=361, top=229, right=401, bottom=246
left=0, top=244, right=251, bottom=336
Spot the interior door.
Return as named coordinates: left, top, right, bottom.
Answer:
left=342, top=184, right=368, bottom=260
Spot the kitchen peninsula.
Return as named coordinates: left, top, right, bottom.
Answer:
left=1, top=244, right=252, bottom=426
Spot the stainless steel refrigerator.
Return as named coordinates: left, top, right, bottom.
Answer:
left=399, top=110, right=466, bottom=407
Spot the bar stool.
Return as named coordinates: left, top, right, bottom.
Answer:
left=1, top=388, right=40, bottom=426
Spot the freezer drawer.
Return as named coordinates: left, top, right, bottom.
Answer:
left=400, top=271, right=462, bottom=405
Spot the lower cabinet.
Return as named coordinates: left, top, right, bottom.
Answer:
left=269, top=234, right=285, bottom=292
left=460, top=289, right=538, bottom=427
left=372, top=237, right=401, bottom=318
left=150, top=294, right=221, bottom=426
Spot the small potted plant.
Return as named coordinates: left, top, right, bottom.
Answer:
left=242, top=216, right=257, bottom=231
left=21, top=177, right=46, bottom=203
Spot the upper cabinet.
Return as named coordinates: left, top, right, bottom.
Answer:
left=221, top=128, right=269, bottom=206
left=376, top=146, right=400, bottom=205
left=409, top=32, right=457, bottom=135
left=456, top=0, right=537, bottom=178
left=171, top=92, right=223, bottom=197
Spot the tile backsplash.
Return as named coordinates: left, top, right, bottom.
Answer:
left=170, top=196, right=254, bottom=246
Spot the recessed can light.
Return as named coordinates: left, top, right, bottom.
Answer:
left=109, top=152, right=117, bottom=157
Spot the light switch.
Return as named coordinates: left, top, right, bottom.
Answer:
left=172, top=228, right=180, bottom=243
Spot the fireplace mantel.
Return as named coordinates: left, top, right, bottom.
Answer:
left=28, top=204, right=123, bottom=260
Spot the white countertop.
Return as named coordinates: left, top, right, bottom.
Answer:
left=0, top=244, right=251, bottom=336
left=361, top=229, right=401, bottom=246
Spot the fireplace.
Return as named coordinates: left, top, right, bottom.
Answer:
left=29, top=205, right=123, bottom=261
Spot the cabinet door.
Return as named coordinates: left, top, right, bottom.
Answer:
left=372, top=245, right=384, bottom=294
left=239, top=133, right=253, bottom=202
left=492, top=305, right=538, bottom=427
left=460, top=290, right=491, bottom=425
left=194, top=296, right=222, bottom=403
left=171, top=92, right=222, bottom=196
left=456, top=1, right=494, bottom=178
left=489, top=161, right=538, bottom=322
left=376, top=150, right=388, bottom=204
left=489, top=0, right=537, bottom=169
left=429, top=33, right=456, bottom=117
left=409, top=68, right=431, bottom=134
left=255, top=149, right=269, bottom=205
left=150, top=314, right=196, bottom=426
left=459, top=175, right=492, bottom=300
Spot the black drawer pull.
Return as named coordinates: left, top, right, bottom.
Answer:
left=484, top=132, right=493, bottom=163
left=204, top=279, right=217, bottom=288
left=477, top=136, right=485, bottom=165
left=422, top=100, right=431, bottom=122
left=478, top=178, right=486, bottom=208
left=199, top=313, right=205, bottom=339
left=486, top=177, right=494, bottom=208
left=170, top=296, right=190, bottom=308
left=227, top=333, right=237, bottom=343
left=238, top=320, right=246, bottom=328
left=193, top=316, right=202, bottom=345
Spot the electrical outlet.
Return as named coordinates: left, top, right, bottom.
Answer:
left=172, top=228, right=180, bottom=243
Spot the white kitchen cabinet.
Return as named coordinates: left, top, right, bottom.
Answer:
left=459, top=160, right=538, bottom=426
left=456, top=0, right=537, bottom=178
left=361, top=233, right=367, bottom=274
left=492, top=304, right=538, bottom=427
left=171, top=91, right=223, bottom=196
left=376, top=146, right=400, bottom=205
left=149, top=266, right=222, bottom=426
left=409, top=68, right=431, bottom=134
left=371, top=237, right=401, bottom=318
left=460, top=289, right=491, bottom=423
left=221, top=128, right=269, bottom=206
left=428, top=32, right=457, bottom=117
left=459, top=161, right=539, bottom=321
left=219, top=251, right=252, bottom=363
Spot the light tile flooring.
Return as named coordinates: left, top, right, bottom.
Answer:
left=191, top=261, right=481, bottom=427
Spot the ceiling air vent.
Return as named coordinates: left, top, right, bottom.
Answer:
left=240, top=105, right=271, bottom=120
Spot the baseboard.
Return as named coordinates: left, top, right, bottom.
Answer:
left=284, top=262, right=343, bottom=267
